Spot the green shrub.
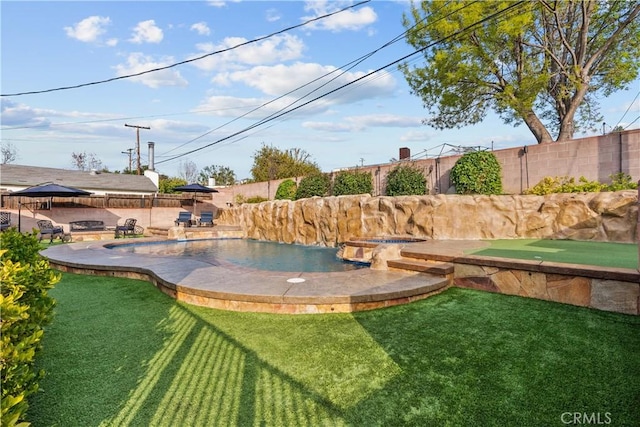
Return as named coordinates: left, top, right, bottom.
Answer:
left=450, top=151, right=503, bottom=195
left=607, top=173, right=638, bottom=191
left=0, top=229, right=59, bottom=426
left=275, top=179, right=297, bottom=200
left=245, top=196, right=269, bottom=204
left=158, top=177, right=187, bottom=194
left=524, top=176, right=607, bottom=195
left=295, top=173, right=331, bottom=200
left=233, top=195, right=268, bottom=204
left=332, top=170, right=373, bottom=196
left=385, top=164, right=426, bottom=196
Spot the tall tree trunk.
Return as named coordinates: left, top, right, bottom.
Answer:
left=522, top=110, right=554, bottom=143
left=556, top=79, right=590, bottom=141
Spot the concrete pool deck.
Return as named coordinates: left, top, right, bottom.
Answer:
left=41, top=238, right=455, bottom=314
left=41, top=237, right=640, bottom=315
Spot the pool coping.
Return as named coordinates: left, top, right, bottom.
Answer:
left=41, top=237, right=640, bottom=315
left=41, top=238, right=452, bottom=314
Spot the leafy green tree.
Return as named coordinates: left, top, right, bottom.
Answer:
left=198, top=165, right=236, bottom=186
left=450, top=151, right=503, bottom=195
left=275, top=179, right=297, bottom=200
left=158, top=176, right=187, bottom=194
left=385, top=165, right=426, bottom=196
left=332, top=170, right=373, bottom=196
left=295, top=173, right=331, bottom=200
left=400, top=1, right=640, bottom=143
left=250, top=144, right=320, bottom=182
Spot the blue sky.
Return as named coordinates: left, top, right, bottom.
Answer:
left=2, top=0, right=639, bottom=181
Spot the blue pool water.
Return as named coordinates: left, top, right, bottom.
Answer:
left=110, top=239, right=366, bottom=273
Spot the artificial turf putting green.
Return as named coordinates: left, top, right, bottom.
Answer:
left=28, top=273, right=640, bottom=426
left=466, top=239, right=638, bottom=269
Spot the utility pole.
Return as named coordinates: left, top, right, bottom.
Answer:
left=124, top=123, right=150, bottom=175
left=121, top=148, right=134, bottom=173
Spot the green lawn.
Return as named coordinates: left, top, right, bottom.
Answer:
left=29, top=273, right=640, bottom=426
left=466, top=239, right=639, bottom=269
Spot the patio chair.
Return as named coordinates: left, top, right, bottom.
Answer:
left=115, top=218, right=137, bottom=238
left=0, top=211, right=11, bottom=232
left=37, top=220, right=65, bottom=243
left=197, top=211, right=214, bottom=227
left=175, top=211, right=192, bottom=227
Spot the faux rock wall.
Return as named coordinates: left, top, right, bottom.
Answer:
left=217, top=191, right=638, bottom=247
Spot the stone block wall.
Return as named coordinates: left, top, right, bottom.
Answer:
left=217, top=191, right=638, bottom=246
left=454, top=262, right=639, bottom=315
left=218, top=129, right=639, bottom=201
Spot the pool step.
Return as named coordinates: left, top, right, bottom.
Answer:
left=146, top=226, right=169, bottom=237
left=387, top=258, right=454, bottom=276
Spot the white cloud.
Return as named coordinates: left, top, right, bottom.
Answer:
left=113, top=53, right=188, bottom=88
left=303, top=121, right=359, bottom=132
left=207, top=0, right=239, bottom=7
left=146, top=119, right=210, bottom=134
left=304, top=114, right=422, bottom=133
left=129, top=20, right=163, bottom=44
left=190, top=22, right=211, bottom=36
left=400, top=130, right=433, bottom=142
left=266, top=8, right=281, bottom=22
left=213, top=62, right=396, bottom=103
left=193, top=68, right=399, bottom=122
left=0, top=99, right=123, bottom=130
left=355, top=114, right=423, bottom=128
left=194, top=94, right=331, bottom=120
left=302, top=1, right=377, bottom=32
left=64, top=16, right=111, bottom=43
left=190, top=34, right=305, bottom=71
left=1, top=99, right=51, bottom=128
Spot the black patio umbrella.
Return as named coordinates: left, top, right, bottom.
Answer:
left=8, top=183, right=93, bottom=232
left=173, top=183, right=218, bottom=216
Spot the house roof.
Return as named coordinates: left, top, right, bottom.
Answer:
left=0, top=164, right=158, bottom=194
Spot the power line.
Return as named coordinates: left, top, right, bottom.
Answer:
left=157, top=1, right=476, bottom=160
left=1, top=1, right=371, bottom=97
left=623, top=115, right=639, bottom=129
left=613, top=90, right=640, bottom=130
left=157, top=1, right=527, bottom=165
left=158, top=2, right=424, bottom=157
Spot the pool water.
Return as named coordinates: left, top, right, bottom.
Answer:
left=110, top=239, right=367, bottom=272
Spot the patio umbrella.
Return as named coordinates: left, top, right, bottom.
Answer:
left=173, top=183, right=218, bottom=216
left=8, top=183, right=93, bottom=232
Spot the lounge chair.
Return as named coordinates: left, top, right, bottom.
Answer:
left=37, top=220, right=65, bottom=242
left=197, top=211, right=214, bottom=227
left=175, top=211, right=192, bottom=227
left=0, top=211, right=11, bottom=232
left=115, top=218, right=137, bottom=238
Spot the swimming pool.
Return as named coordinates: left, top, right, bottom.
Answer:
left=109, top=239, right=367, bottom=272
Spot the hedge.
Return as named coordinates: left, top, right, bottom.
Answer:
left=0, top=229, right=59, bottom=426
